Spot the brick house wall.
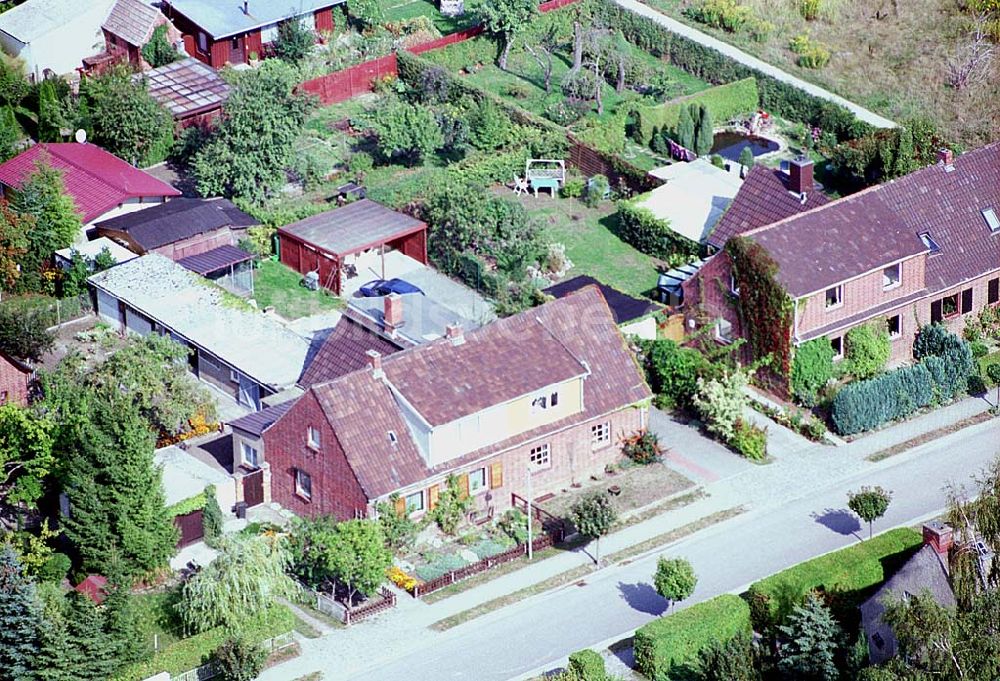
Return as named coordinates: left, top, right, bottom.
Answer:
left=0, top=353, right=30, bottom=406
left=263, top=390, right=369, bottom=520
left=795, top=255, right=926, bottom=335
left=917, top=270, right=1000, bottom=338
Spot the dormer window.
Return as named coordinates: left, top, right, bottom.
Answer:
left=882, top=263, right=901, bottom=290
left=919, top=231, right=941, bottom=253
left=983, top=208, right=1000, bottom=233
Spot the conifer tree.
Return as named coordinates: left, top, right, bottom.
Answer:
left=777, top=593, right=843, bottom=681
left=675, top=104, right=696, bottom=151
left=0, top=546, right=41, bottom=681
left=65, top=591, right=116, bottom=681
left=695, top=104, right=714, bottom=157
left=34, top=593, right=74, bottom=681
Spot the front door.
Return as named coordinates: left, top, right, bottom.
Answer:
left=243, top=469, right=264, bottom=508
left=230, top=35, right=245, bottom=64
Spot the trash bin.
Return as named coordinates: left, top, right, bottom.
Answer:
left=234, top=502, right=248, bottom=519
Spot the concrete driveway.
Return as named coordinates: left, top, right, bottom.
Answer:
left=649, top=407, right=754, bottom=484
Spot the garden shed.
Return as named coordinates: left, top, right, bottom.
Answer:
left=278, top=200, right=428, bottom=296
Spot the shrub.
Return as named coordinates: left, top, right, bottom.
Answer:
left=468, top=99, right=513, bottom=151
left=730, top=420, right=767, bottom=461
left=913, top=323, right=951, bottom=360
left=498, top=509, right=529, bottom=545
left=790, top=338, right=836, bottom=405
left=692, top=371, right=748, bottom=442
left=970, top=341, right=989, bottom=358
left=367, top=99, right=444, bottom=164
left=348, top=151, right=374, bottom=177
left=796, top=42, right=831, bottom=69
left=622, top=431, right=663, bottom=464
left=683, top=0, right=754, bottom=32
left=543, top=98, right=588, bottom=126
left=202, top=486, right=224, bottom=547
left=617, top=199, right=699, bottom=260
left=799, top=0, right=821, bottom=20
left=644, top=339, right=709, bottom=408
left=830, top=363, right=935, bottom=435
left=584, top=175, right=610, bottom=208
left=710, top=154, right=725, bottom=168
left=568, top=649, right=606, bottom=680
left=635, top=78, right=758, bottom=145
left=634, top=594, right=751, bottom=680
left=213, top=637, right=266, bottom=681
left=980, top=350, right=1000, bottom=386
left=561, top=177, right=586, bottom=198
left=745, top=527, right=921, bottom=629
left=37, top=552, right=71, bottom=584
left=845, top=323, right=890, bottom=379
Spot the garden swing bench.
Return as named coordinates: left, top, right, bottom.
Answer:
left=525, top=159, right=565, bottom=197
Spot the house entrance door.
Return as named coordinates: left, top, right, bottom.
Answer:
left=243, top=469, right=264, bottom=508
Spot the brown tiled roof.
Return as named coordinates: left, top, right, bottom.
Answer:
left=288, top=287, right=651, bottom=499
left=382, top=310, right=590, bottom=427
left=279, top=200, right=426, bottom=257
left=544, top=275, right=662, bottom=324
left=103, top=0, right=162, bottom=47
left=706, top=166, right=830, bottom=250
left=298, top=315, right=403, bottom=388
left=143, top=58, right=231, bottom=118
left=749, top=143, right=1000, bottom=298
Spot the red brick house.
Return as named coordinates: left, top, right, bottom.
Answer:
left=687, top=144, right=1000, bottom=373
left=162, top=0, right=339, bottom=69
left=240, top=287, right=651, bottom=520
left=0, top=350, right=31, bottom=406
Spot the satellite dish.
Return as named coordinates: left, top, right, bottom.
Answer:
left=74, top=129, right=87, bottom=144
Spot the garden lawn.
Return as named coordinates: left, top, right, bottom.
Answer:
left=636, top=0, right=997, bottom=148
left=253, top=260, right=344, bottom=320
left=521, top=194, right=662, bottom=297
left=379, top=0, right=480, bottom=33
left=980, top=350, right=1000, bottom=386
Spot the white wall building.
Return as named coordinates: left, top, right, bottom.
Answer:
left=0, top=0, right=115, bottom=80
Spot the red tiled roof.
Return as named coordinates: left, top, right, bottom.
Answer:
left=74, top=575, right=108, bottom=604
left=103, top=0, right=162, bottom=46
left=747, top=143, right=1000, bottom=298
left=289, top=287, right=651, bottom=499
left=706, top=166, right=830, bottom=250
left=0, top=144, right=180, bottom=223
left=298, top=315, right=404, bottom=388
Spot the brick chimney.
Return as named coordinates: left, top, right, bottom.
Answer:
left=445, top=323, right=464, bottom=346
left=923, top=520, right=953, bottom=571
left=937, top=148, right=954, bottom=166
left=788, top=156, right=814, bottom=196
left=366, top=350, right=383, bottom=378
left=384, top=293, right=403, bottom=337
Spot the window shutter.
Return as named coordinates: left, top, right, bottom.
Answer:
left=961, top=288, right=974, bottom=314
left=457, top=473, right=470, bottom=499
left=930, top=300, right=942, bottom=324
left=428, top=485, right=439, bottom=511
left=394, top=496, right=406, bottom=518
left=490, top=461, right=503, bottom=489
left=989, top=278, right=999, bottom=305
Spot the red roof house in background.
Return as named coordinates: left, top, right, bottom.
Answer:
left=102, top=0, right=182, bottom=70
left=0, top=350, right=31, bottom=407
left=0, top=143, right=180, bottom=228
left=74, top=575, right=108, bottom=604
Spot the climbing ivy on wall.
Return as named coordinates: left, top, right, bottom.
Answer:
left=726, top=237, right=793, bottom=378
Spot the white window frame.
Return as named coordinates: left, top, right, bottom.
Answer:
left=983, top=208, right=1000, bottom=233
left=230, top=369, right=240, bottom=384
left=529, top=443, right=551, bottom=470
left=240, top=441, right=260, bottom=468
left=307, top=426, right=321, bottom=449
left=295, top=469, right=312, bottom=501
left=730, top=273, right=740, bottom=296
left=882, top=263, right=901, bottom=290
left=715, top=318, right=734, bottom=344
left=591, top=422, right=611, bottom=449
left=468, top=467, right=487, bottom=495
left=830, top=335, right=844, bottom=361
left=825, top=285, right=843, bottom=310
left=405, top=490, right=424, bottom=514
left=887, top=314, right=902, bottom=340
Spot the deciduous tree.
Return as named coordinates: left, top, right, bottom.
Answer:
left=0, top=297, right=55, bottom=361
left=366, top=97, right=444, bottom=165
left=326, top=519, right=392, bottom=604
left=653, top=556, right=697, bottom=610
left=847, top=486, right=892, bottom=540
left=0, top=404, right=54, bottom=522
left=570, top=492, right=617, bottom=565
left=477, top=0, right=538, bottom=70
left=9, top=160, right=82, bottom=278
left=213, top=636, right=266, bottom=681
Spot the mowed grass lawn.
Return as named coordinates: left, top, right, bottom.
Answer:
left=379, top=0, right=480, bottom=33
left=516, top=193, right=662, bottom=298
left=253, top=260, right=344, bottom=320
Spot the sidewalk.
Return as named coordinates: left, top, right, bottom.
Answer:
left=614, top=0, right=897, bottom=129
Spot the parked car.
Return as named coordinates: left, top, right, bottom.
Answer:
left=358, top=278, right=425, bottom=297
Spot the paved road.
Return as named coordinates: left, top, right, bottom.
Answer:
left=347, top=418, right=994, bottom=681
left=614, top=0, right=897, bottom=129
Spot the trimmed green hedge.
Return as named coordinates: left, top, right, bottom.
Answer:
left=617, top=197, right=700, bottom=260
left=634, top=594, right=751, bottom=681
left=113, top=605, right=295, bottom=681
left=745, top=527, right=921, bottom=629
left=980, top=350, right=1000, bottom=386
left=636, top=78, right=759, bottom=145
left=590, top=0, right=872, bottom=142
left=165, top=491, right=207, bottom=518
left=830, top=363, right=934, bottom=435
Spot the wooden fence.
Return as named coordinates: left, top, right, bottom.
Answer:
left=167, top=632, right=295, bottom=681
left=410, top=533, right=555, bottom=598
left=566, top=138, right=664, bottom=196
left=302, top=583, right=397, bottom=626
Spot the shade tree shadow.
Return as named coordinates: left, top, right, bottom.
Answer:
left=811, top=508, right=862, bottom=538
left=617, top=581, right=668, bottom=616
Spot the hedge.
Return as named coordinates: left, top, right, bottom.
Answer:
left=589, top=0, right=873, bottom=141
left=113, top=604, right=296, bottom=681
left=980, top=350, right=1000, bottom=386
left=634, top=594, right=751, bottom=681
left=568, top=649, right=606, bottom=680
left=617, top=197, right=700, bottom=260
left=830, top=362, right=935, bottom=435
left=745, top=527, right=921, bottom=629
left=636, top=77, right=759, bottom=145
left=165, top=491, right=206, bottom=518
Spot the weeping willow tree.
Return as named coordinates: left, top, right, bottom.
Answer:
left=946, top=455, right=1000, bottom=608
left=176, top=533, right=296, bottom=634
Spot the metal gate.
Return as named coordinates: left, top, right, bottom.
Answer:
left=243, top=469, right=265, bottom=508
left=175, top=509, right=205, bottom=548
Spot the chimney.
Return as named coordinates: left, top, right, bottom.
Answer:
left=242, top=1, right=249, bottom=15
left=937, top=148, right=954, bottom=166
left=445, top=323, right=464, bottom=346
left=923, top=520, right=953, bottom=571
left=366, top=350, right=383, bottom=379
left=788, top=156, right=813, bottom=195
left=384, top=293, right=403, bottom=337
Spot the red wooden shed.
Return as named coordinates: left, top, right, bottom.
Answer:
left=277, top=200, right=428, bottom=296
